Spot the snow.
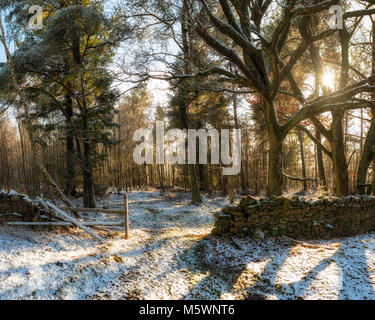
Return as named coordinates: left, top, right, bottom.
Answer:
left=0, top=191, right=375, bottom=300
left=7, top=190, right=18, bottom=196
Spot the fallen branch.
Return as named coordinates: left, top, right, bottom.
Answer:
left=282, top=171, right=318, bottom=183
left=282, top=236, right=337, bottom=249
left=46, top=201, right=104, bottom=241
left=2, top=212, right=23, bottom=218
left=37, top=197, right=59, bottom=220
left=282, top=171, right=319, bottom=190
left=229, top=237, right=242, bottom=250
left=59, top=206, right=126, bottom=214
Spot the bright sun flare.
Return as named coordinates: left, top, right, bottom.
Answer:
left=322, top=71, right=335, bottom=89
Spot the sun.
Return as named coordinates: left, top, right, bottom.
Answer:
left=322, top=70, right=335, bottom=90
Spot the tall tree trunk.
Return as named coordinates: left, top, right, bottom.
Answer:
left=331, top=111, right=349, bottom=196
left=265, top=99, right=284, bottom=197
left=198, top=164, right=205, bottom=192
left=158, top=164, right=166, bottom=193
left=330, top=29, right=350, bottom=197
left=297, top=129, right=307, bottom=192
left=308, top=24, right=350, bottom=197
left=65, top=95, right=76, bottom=196
left=232, top=91, right=246, bottom=193
left=189, top=164, right=202, bottom=203
left=70, top=23, right=96, bottom=207
left=81, top=123, right=96, bottom=208
left=181, top=0, right=202, bottom=204
left=17, top=118, right=28, bottom=188
left=268, top=134, right=283, bottom=197
left=315, top=130, right=327, bottom=190
left=356, top=21, right=375, bottom=194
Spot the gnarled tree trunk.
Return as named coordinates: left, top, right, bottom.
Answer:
left=267, top=133, right=283, bottom=197
left=331, top=110, right=349, bottom=197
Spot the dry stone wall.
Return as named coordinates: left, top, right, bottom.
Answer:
left=212, top=195, right=375, bottom=239
left=0, top=190, right=44, bottom=221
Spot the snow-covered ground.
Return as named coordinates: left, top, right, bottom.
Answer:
left=0, top=191, right=375, bottom=300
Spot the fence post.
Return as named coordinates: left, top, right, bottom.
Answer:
left=124, top=192, right=129, bottom=239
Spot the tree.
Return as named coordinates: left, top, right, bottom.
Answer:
left=0, top=9, right=77, bottom=209
left=1, top=0, right=130, bottom=206
left=356, top=19, right=375, bottom=194
left=183, top=0, right=375, bottom=196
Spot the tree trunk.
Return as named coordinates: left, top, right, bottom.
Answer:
left=65, top=95, right=76, bottom=196
left=315, top=130, right=327, bottom=190
left=331, top=111, right=349, bottom=196
left=265, top=99, right=284, bottom=197
left=158, top=164, right=166, bottom=194
left=330, top=29, right=350, bottom=197
left=356, top=120, right=375, bottom=194
left=297, top=129, right=307, bottom=192
left=267, top=135, right=283, bottom=197
left=189, top=164, right=202, bottom=204
left=198, top=164, right=205, bottom=192
left=82, top=129, right=96, bottom=208
left=232, top=91, right=246, bottom=193
left=17, top=118, right=28, bottom=188
left=180, top=0, right=202, bottom=204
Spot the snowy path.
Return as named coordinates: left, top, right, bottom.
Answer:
left=0, top=191, right=375, bottom=300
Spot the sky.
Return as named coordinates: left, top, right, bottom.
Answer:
left=0, top=47, right=4, bottom=62
left=0, top=42, right=14, bottom=63
left=0, top=10, right=5, bottom=62
left=0, top=11, right=13, bottom=63
left=1, top=2, right=374, bottom=101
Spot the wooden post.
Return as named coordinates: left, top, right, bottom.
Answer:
left=124, top=193, right=129, bottom=239
left=230, top=189, right=236, bottom=204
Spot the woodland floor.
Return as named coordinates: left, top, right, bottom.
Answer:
left=0, top=191, right=375, bottom=300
